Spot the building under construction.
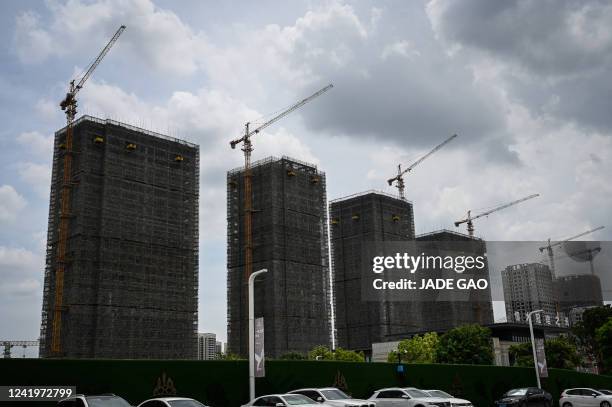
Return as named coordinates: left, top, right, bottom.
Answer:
left=415, top=229, right=494, bottom=331
left=39, top=115, right=199, bottom=359
left=330, top=191, right=416, bottom=352
left=227, top=156, right=331, bottom=358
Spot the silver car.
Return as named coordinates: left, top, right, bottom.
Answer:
left=560, top=388, right=612, bottom=407
left=137, top=398, right=209, bottom=407
left=289, top=387, right=375, bottom=407
left=242, top=394, right=332, bottom=407
left=369, top=388, right=450, bottom=407
left=423, top=390, right=473, bottom=407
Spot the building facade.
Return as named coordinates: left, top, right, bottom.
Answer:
left=502, top=263, right=557, bottom=325
left=554, top=274, right=604, bottom=316
left=416, top=229, right=494, bottom=331
left=227, top=156, right=331, bottom=358
left=39, top=116, right=199, bottom=359
left=330, top=191, right=416, bottom=352
left=197, top=333, right=218, bottom=360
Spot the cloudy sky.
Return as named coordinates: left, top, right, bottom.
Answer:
left=1, top=0, right=611, bottom=357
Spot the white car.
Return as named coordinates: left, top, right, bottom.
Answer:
left=368, top=388, right=450, bottom=407
left=58, top=394, right=132, bottom=407
left=242, top=394, right=332, bottom=407
left=560, top=388, right=612, bottom=407
left=137, top=397, right=208, bottom=407
left=423, top=390, right=473, bottom=407
left=289, top=387, right=375, bottom=407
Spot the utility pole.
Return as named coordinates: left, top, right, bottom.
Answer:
left=527, top=309, right=544, bottom=389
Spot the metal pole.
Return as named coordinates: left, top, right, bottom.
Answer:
left=249, top=268, right=267, bottom=402
left=527, top=309, right=543, bottom=388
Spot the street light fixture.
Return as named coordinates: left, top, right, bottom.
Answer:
left=527, top=309, right=544, bottom=388
left=249, top=268, right=267, bottom=402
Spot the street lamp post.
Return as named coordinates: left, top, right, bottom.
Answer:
left=527, top=309, right=544, bottom=388
left=249, top=268, right=267, bottom=402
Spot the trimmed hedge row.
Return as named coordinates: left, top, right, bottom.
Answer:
left=0, top=359, right=610, bottom=407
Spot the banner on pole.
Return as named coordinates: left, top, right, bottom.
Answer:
left=255, top=317, right=265, bottom=378
left=535, top=337, right=548, bottom=378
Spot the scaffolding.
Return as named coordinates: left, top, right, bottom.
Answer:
left=39, top=115, right=199, bottom=359
left=329, top=191, right=416, bottom=352
left=227, top=156, right=331, bottom=358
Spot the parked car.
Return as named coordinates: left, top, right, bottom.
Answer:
left=58, top=394, right=133, bottom=407
left=289, top=387, right=375, bottom=407
left=368, top=387, right=449, bottom=407
left=137, top=398, right=208, bottom=407
left=495, top=388, right=552, bottom=407
left=560, top=388, right=612, bottom=407
left=422, top=390, right=473, bottom=407
left=242, top=394, right=329, bottom=407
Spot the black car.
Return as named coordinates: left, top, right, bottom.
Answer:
left=495, top=388, right=553, bottom=407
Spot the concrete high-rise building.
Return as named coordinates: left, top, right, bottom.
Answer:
left=416, top=229, right=494, bottom=330
left=330, top=191, right=416, bottom=352
left=39, top=116, right=199, bottom=359
left=215, top=341, right=223, bottom=357
left=197, top=333, right=217, bottom=360
left=227, top=156, right=331, bottom=358
left=554, top=274, right=603, bottom=315
left=502, top=263, right=557, bottom=325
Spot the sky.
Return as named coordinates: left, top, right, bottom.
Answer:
left=0, top=0, right=611, bottom=358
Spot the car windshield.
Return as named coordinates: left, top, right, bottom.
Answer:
left=598, top=390, right=612, bottom=395
left=405, top=390, right=431, bottom=398
left=506, top=389, right=528, bottom=397
left=85, top=396, right=132, bottom=407
left=168, top=400, right=206, bottom=407
left=284, top=395, right=316, bottom=405
left=427, top=391, right=453, bottom=398
left=321, top=390, right=350, bottom=400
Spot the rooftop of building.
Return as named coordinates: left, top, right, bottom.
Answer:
left=415, top=228, right=479, bottom=240
left=329, top=189, right=412, bottom=204
left=228, top=155, right=323, bottom=175
left=56, top=115, right=198, bottom=148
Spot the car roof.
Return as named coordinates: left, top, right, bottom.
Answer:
left=375, top=388, right=405, bottom=392
left=291, top=388, right=339, bottom=392
left=142, top=397, right=196, bottom=402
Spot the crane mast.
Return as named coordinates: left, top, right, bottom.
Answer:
left=229, top=84, right=333, bottom=285
left=51, top=25, right=125, bottom=356
left=454, top=193, right=539, bottom=237
left=387, top=134, right=457, bottom=200
left=539, top=226, right=604, bottom=277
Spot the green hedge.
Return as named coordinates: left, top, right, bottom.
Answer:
left=0, top=359, right=610, bottom=407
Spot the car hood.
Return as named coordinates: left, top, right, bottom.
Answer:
left=496, top=397, right=524, bottom=404
left=446, top=398, right=472, bottom=405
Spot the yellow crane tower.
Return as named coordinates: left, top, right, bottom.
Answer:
left=52, top=25, right=126, bottom=355
left=387, top=134, right=457, bottom=200
left=229, top=84, right=333, bottom=282
left=454, top=193, right=540, bottom=238
left=539, top=226, right=604, bottom=277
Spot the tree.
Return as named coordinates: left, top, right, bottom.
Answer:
left=279, top=352, right=307, bottom=360
left=572, top=305, right=612, bottom=367
left=309, top=345, right=333, bottom=360
left=596, top=319, right=612, bottom=374
left=508, top=342, right=533, bottom=367
left=218, top=352, right=244, bottom=360
left=509, top=336, right=581, bottom=370
left=436, top=324, right=493, bottom=365
left=387, top=332, right=439, bottom=363
left=308, top=346, right=365, bottom=362
left=545, top=336, right=581, bottom=369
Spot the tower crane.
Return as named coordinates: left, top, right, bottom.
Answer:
left=52, top=25, right=126, bottom=356
left=454, top=193, right=539, bottom=238
left=387, top=134, right=457, bottom=200
left=539, top=226, right=604, bottom=277
left=229, top=84, right=333, bottom=282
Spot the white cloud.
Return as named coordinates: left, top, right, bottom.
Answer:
left=16, top=131, right=54, bottom=158
left=17, top=162, right=51, bottom=198
left=381, top=40, right=421, bottom=60
left=13, top=0, right=210, bottom=75
left=0, top=185, right=27, bottom=223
